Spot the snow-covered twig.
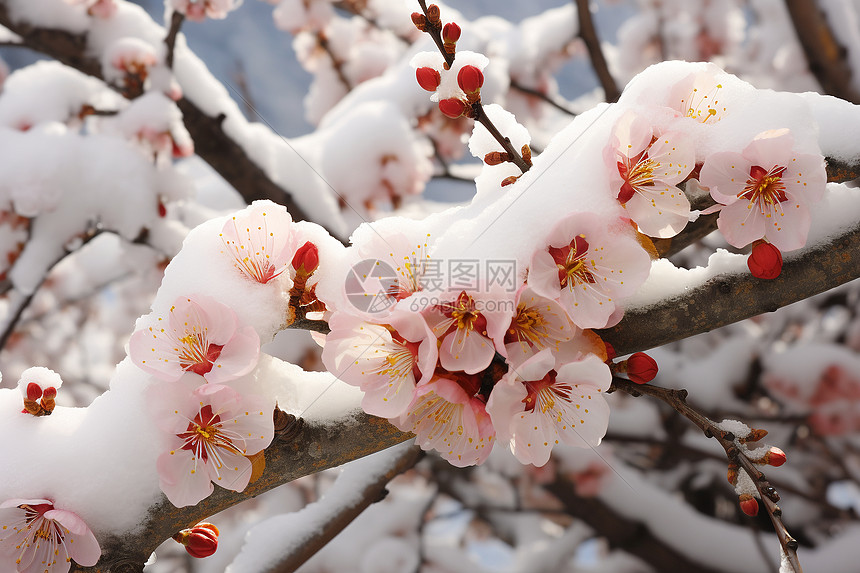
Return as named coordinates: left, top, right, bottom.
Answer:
left=510, top=79, right=577, bottom=116
left=164, top=10, right=184, bottom=70
left=574, top=0, right=620, bottom=102
left=785, top=0, right=860, bottom=104
left=415, top=0, right=532, bottom=174
left=610, top=377, right=802, bottom=573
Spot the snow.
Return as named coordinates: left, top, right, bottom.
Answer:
left=226, top=442, right=416, bottom=572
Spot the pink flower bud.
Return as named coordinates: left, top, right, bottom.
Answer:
left=42, top=387, right=57, bottom=400
left=26, top=383, right=42, bottom=401
left=174, top=523, right=219, bottom=559
left=747, top=241, right=782, bottom=280
left=442, top=22, right=461, bottom=43
left=438, top=98, right=467, bottom=119
left=292, top=241, right=319, bottom=274
left=627, top=352, right=658, bottom=384
left=765, top=447, right=786, bottom=467
left=457, top=65, right=484, bottom=95
left=416, top=67, right=441, bottom=92
left=739, top=495, right=759, bottom=517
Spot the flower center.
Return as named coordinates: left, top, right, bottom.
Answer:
left=549, top=235, right=595, bottom=288
left=522, top=371, right=573, bottom=413
left=177, top=332, right=223, bottom=376
left=178, top=405, right=242, bottom=464
left=442, top=291, right=487, bottom=334
left=616, top=149, right=655, bottom=203
left=739, top=165, right=787, bottom=212
left=507, top=304, right=549, bottom=347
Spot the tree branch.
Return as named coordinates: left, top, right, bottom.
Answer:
left=785, top=0, right=860, bottom=104
left=164, top=11, right=184, bottom=70
left=0, top=2, right=337, bottom=238
left=610, top=377, right=802, bottom=572
left=574, top=0, right=620, bottom=102
left=72, top=412, right=413, bottom=572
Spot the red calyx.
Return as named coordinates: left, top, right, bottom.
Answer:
left=747, top=241, right=782, bottom=280
left=738, top=495, right=759, bottom=517
left=457, top=65, right=484, bottom=95
left=174, top=523, right=219, bottom=559
left=442, top=22, right=461, bottom=43
left=416, top=67, right=441, bottom=92
left=438, top=98, right=467, bottom=119
left=292, top=241, right=320, bottom=275
left=26, top=383, right=42, bottom=401
left=626, top=352, right=658, bottom=385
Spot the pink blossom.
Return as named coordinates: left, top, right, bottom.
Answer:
left=108, top=38, right=158, bottom=76
left=129, top=295, right=260, bottom=384
left=488, top=286, right=604, bottom=367
left=219, top=203, right=296, bottom=284
left=669, top=64, right=728, bottom=124
left=699, top=129, right=826, bottom=250
left=151, top=381, right=274, bottom=507
left=528, top=213, right=652, bottom=329
left=0, top=499, right=101, bottom=572
left=321, top=312, right=437, bottom=418
left=343, top=231, right=433, bottom=318
left=486, top=350, right=612, bottom=467
left=608, top=112, right=694, bottom=238
left=392, top=375, right=495, bottom=467
left=171, top=0, right=240, bottom=21
left=423, top=289, right=511, bottom=374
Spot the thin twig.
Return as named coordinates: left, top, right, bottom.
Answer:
left=164, top=11, right=184, bottom=70
left=574, top=0, right=620, bottom=102
left=318, top=32, right=352, bottom=91
left=510, top=80, right=577, bottom=116
left=416, top=0, right=531, bottom=174
left=610, top=377, right=803, bottom=573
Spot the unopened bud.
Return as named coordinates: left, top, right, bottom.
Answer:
left=522, top=144, right=532, bottom=165
left=764, top=447, right=786, bottom=467
left=738, top=494, right=759, bottom=517
left=501, top=175, right=519, bottom=187
left=174, top=523, right=219, bottom=559
left=426, top=4, right=440, bottom=24
left=727, top=463, right=739, bottom=486
left=484, top=151, right=510, bottom=166
left=26, top=383, right=42, bottom=402
left=626, top=352, right=658, bottom=384
left=603, top=341, right=616, bottom=361
left=40, top=397, right=55, bottom=414
left=416, top=67, right=441, bottom=92
left=292, top=242, right=319, bottom=275
left=748, top=241, right=782, bottom=280
left=438, top=98, right=467, bottom=119
left=457, top=65, right=484, bottom=95
left=739, top=428, right=768, bottom=444
left=42, top=387, right=57, bottom=400
left=442, top=22, right=461, bottom=43
left=22, top=399, right=41, bottom=416
left=411, top=12, right=427, bottom=31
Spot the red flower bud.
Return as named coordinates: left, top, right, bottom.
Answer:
left=157, top=201, right=167, bottom=218
left=603, top=341, right=616, bottom=361
left=438, top=98, right=467, bottom=119
left=174, top=523, right=219, bottom=559
left=415, top=67, right=441, bottom=92
left=457, top=65, right=484, bottom=95
left=747, top=241, right=782, bottom=280
left=42, top=387, right=57, bottom=400
left=738, top=495, right=759, bottom=517
left=626, top=352, right=658, bottom=384
left=26, top=383, right=42, bottom=401
left=765, top=447, right=786, bottom=467
left=292, top=242, right=319, bottom=275
left=411, top=12, right=427, bottom=31
left=442, top=22, right=461, bottom=43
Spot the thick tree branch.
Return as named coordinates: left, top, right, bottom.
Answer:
left=0, top=2, right=332, bottom=236
left=574, top=0, right=620, bottom=102
left=785, top=0, right=860, bottom=104
left=72, top=412, right=413, bottom=573
left=598, top=219, right=860, bottom=354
